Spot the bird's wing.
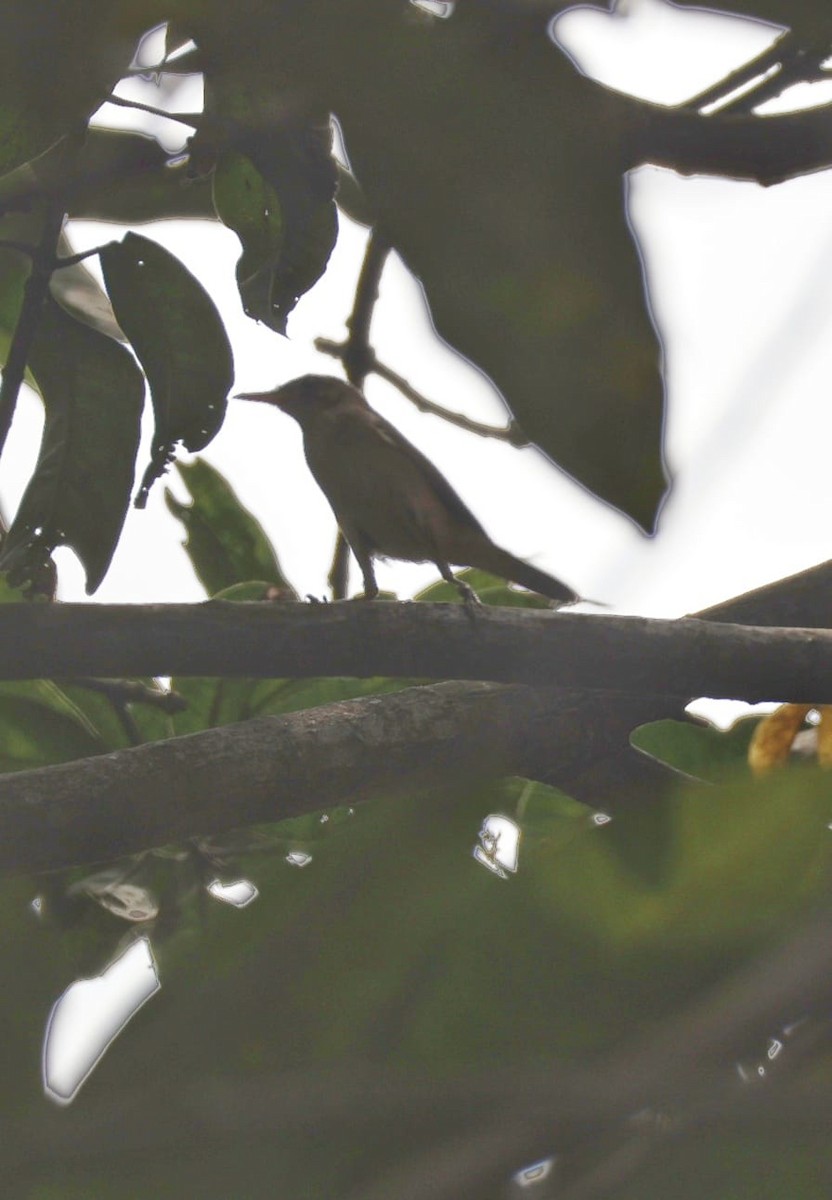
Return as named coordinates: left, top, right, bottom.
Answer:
left=360, top=409, right=487, bottom=537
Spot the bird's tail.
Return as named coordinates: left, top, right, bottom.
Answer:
left=469, top=544, right=578, bottom=606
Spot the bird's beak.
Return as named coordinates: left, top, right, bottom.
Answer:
left=235, top=390, right=282, bottom=406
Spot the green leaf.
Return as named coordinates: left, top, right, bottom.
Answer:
left=212, top=150, right=286, bottom=325
left=165, top=458, right=295, bottom=596
left=100, top=232, right=234, bottom=506
left=415, top=567, right=552, bottom=607
left=0, top=680, right=105, bottom=773
left=631, top=716, right=759, bottom=783
left=0, top=296, right=143, bottom=593
left=201, top=87, right=338, bottom=331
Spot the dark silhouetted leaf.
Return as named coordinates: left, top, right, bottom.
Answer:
left=0, top=296, right=143, bottom=593
left=204, top=101, right=338, bottom=331
left=0, top=2, right=140, bottom=174
left=66, top=129, right=215, bottom=224
left=100, top=231, right=233, bottom=506
left=165, top=457, right=296, bottom=596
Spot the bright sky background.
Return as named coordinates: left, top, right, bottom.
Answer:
left=5, top=0, right=832, bottom=628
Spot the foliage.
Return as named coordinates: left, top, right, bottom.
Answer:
left=0, top=3, right=831, bottom=1197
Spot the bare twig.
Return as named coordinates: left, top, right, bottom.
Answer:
left=103, top=92, right=201, bottom=129
left=325, top=230, right=391, bottom=597
left=684, top=30, right=832, bottom=116
left=69, top=678, right=187, bottom=714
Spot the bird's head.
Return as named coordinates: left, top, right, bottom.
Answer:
left=235, top=374, right=364, bottom=425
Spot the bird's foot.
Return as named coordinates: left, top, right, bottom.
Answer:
left=455, top=579, right=483, bottom=619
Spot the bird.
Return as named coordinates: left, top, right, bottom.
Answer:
left=236, top=374, right=578, bottom=605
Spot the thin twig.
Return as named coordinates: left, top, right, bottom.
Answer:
left=68, top=678, right=188, bottom=715
left=67, top=678, right=188, bottom=747
left=685, top=29, right=832, bottom=116
left=316, top=336, right=529, bottom=446
left=104, top=92, right=201, bottom=129
left=325, top=230, right=391, bottom=597
left=683, top=31, right=796, bottom=112
left=343, top=230, right=390, bottom=388
left=53, top=244, right=114, bottom=269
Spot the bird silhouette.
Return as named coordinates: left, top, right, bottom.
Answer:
left=237, top=374, right=578, bottom=605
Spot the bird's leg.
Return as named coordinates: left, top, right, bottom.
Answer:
left=436, top=561, right=482, bottom=611
left=352, top=542, right=379, bottom=600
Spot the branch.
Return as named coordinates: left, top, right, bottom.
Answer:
left=0, top=681, right=635, bottom=872
left=325, top=230, right=391, bottom=596
left=0, top=602, right=831, bottom=701
left=103, top=92, right=201, bottom=129
left=694, top=557, right=832, bottom=629
left=628, top=88, right=832, bottom=186
left=682, top=30, right=826, bottom=115
left=315, top=337, right=529, bottom=445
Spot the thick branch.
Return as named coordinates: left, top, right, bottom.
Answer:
left=0, top=681, right=625, bottom=872
left=0, top=602, right=831, bottom=701
left=629, top=94, right=832, bottom=186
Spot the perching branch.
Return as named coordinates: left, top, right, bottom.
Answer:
left=0, top=601, right=831, bottom=700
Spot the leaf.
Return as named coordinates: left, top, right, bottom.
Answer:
left=50, top=232, right=124, bottom=342
left=0, top=296, right=143, bottom=593
left=100, top=232, right=234, bottom=506
left=165, top=458, right=296, bottom=597
left=66, top=129, right=216, bottom=224
left=415, top=567, right=552, bottom=607
left=0, top=681, right=105, bottom=773
left=212, top=150, right=285, bottom=324
left=0, top=2, right=140, bottom=174
left=631, top=716, right=760, bottom=783
left=200, top=82, right=338, bottom=330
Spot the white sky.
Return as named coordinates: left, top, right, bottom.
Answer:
left=5, top=0, right=832, bottom=624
